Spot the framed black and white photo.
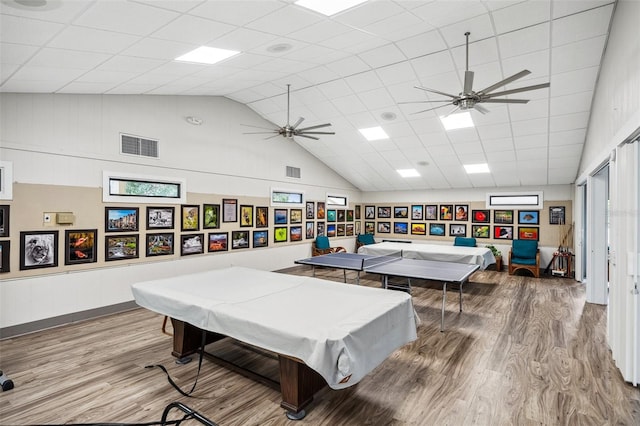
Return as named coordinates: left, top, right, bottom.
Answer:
left=20, top=230, right=58, bottom=270
left=181, top=233, right=204, bottom=255
left=146, top=206, right=174, bottom=230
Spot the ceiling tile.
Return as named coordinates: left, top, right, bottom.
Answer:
left=0, top=14, right=64, bottom=45
left=498, top=23, right=550, bottom=59
left=74, top=1, right=179, bottom=36
left=492, top=0, right=550, bottom=34
left=551, top=35, right=607, bottom=74
left=552, top=4, right=615, bottom=46
left=395, top=30, right=447, bottom=59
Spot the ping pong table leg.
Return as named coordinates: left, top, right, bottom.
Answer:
left=441, top=282, right=447, bottom=332
left=312, top=265, right=316, bottom=277
left=343, top=269, right=347, bottom=283
left=355, top=270, right=360, bottom=285
left=459, top=282, right=463, bottom=312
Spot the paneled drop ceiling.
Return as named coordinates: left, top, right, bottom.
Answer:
left=0, top=0, right=615, bottom=191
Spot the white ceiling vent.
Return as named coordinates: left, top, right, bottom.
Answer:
left=286, top=166, right=301, bottom=179
left=120, top=134, right=159, bottom=158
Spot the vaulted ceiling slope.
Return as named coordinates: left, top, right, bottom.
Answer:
left=0, top=0, right=615, bottom=191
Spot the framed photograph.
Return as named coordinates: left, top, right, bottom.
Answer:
left=365, top=205, right=375, bottom=219
left=518, top=226, right=539, bottom=241
left=518, top=210, right=539, bottom=225
left=494, top=225, right=514, bottom=240
left=429, top=223, right=446, bottom=236
left=394, top=206, right=408, bottom=219
left=377, top=206, right=391, bottom=218
left=222, top=198, right=237, bottom=223
left=146, top=233, right=174, bottom=257
left=231, top=230, right=250, bottom=249
left=316, top=202, right=325, bottom=219
left=471, top=225, right=490, bottom=239
left=440, top=205, right=453, bottom=221
left=327, top=209, right=336, bottom=222
left=274, top=226, right=288, bottom=243
left=255, top=206, right=269, bottom=228
left=306, top=222, right=315, bottom=239
left=203, top=204, right=220, bottom=229
left=317, top=222, right=325, bottom=237
left=306, top=201, right=315, bottom=219
left=253, top=230, right=268, bottom=248
left=20, top=230, right=58, bottom=270
left=0, top=240, right=9, bottom=273
left=450, top=224, right=467, bottom=236
left=411, top=223, right=426, bottom=235
left=208, top=232, right=228, bottom=252
left=290, top=208, right=303, bottom=224
left=472, top=209, right=490, bottom=223
left=411, top=205, right=423, bottom=220
left=337, top=210, right=345, bottom=222
left=146, top=207, right=174, bottom=230
left=181, top=205, right=199, bottom=231
left=377, top=222, right=391, bottom=233
left=346, top=210, right=354, bottom=222
left=65, top=229, right=97, bottom=264
left=290, top=226, right=303, bottom=241
left=0, top=205, right=9, bottom=237
left=455, top=205, right=468, bottom=221
left=494, top=210, right=514, bottom=224
left=274, top=208, right=288, bottom=224
left=549, top=206, right=566, bottom=225
left=355, top=221, right=361, bottom=235
left=105, top=234, right=138, bottom=261
left=346, top=223, right=354, bottom=236
left=355, top=205, right=361, bottom=220
left=425, top=205, right=437, bottom=220
left=394, top=222, right=408, bottom=234
left=365, top=221, right=375, bottom=234
left=180, top=233, right=204, bottom=255
left=327, top=224, right=336, bottom=237
left=240, top=205, right=253, bottom=227
left=336, top=224, right=345, bottom=236
left=105, top=207, right=138, bottom=232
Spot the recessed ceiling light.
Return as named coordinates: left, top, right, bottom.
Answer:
left=440, top=111, right=474, bottom=130
left=295, top=0, right=368, bottom=16
left=397, top=169, right=420, bottom=178
left=464, top=163, right=490, bottom=174
left=359, top=126, right=388, bottom=141
left=175, top=46, right=240, bottom=65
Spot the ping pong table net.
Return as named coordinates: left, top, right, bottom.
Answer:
left=361, top=250, right=403, bottom=270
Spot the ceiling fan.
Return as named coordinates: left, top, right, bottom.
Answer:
left=402, top=32, right=550, bottom=115
left=242, top=84, right=335, bottom=140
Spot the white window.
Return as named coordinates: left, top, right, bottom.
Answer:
left=103, top=171, right=186, bottom=204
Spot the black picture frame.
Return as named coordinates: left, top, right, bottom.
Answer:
left=355, top=205, right=361, bottom=220
left=327, top=224, right=336, bottom=237
left=518, top=210, right=540, bottom=225
left=146, top=233, right=174, bottom=257
left=0, top=204, right=9, bottom=237
left=316, top=202, right=325, bottom=219
left=274, top=226, right=288, bottom=243
left=440, top=204, right=453, bottom=221
left=494, top=225, right=514, bottom=240
left=0, top=240, right=11, bottom=273
left=317, top=222, right=325, bottom=237
left=105, top=207, right=139, bottom=232
left=146, top=206, right=174, bottom=230
left=327, top=209, right=336, bottom=222
left=365, top=205, right=375, bottom=219
left=20, top=230, right=58, bottom=270
left=337, top=210, right=345, bottom=222
left=232, top=230, right=250, bottom=249
left=347, top=209, right=354, bottom=221
left=411, top=223, right=426, bottom=235
left=450, top=224, right=467, bottom=236
left=364, top=221, right=375, bottom=234
left=549, top=206, right=566, bottom=225
left=494, top=210, right=514, bottom=224
left=203, top=204, right=221, bottom=229
left=105, top=234, right=139, bottom=261
left=306, top=201, right=315, bottom=219
left=253, top=230, right=269, bottom=248
left=290, top=208, right=303, bottom=224
left=425, top=205, right=437, bottom=220
left=394, top=206, right=408, bottom=219
left=518, top=226, right=539, bottom=241
left=180, top=233, right=204, bottom=255
left=471, top=209, right=490, bottom=223
left=306, top=222, right=314, bottom=239
left=290, top=226, right=303, bottom=241
left=394, top=222, right=408, bottom=234
left=377, top=221, right=391, bottom=233
left=208, top=232, right=228, bottom=252
left=222, top=198, right=238, bottom=223
left=181, top=205, right=200, bottom=231
left=346, top=223, right=354, bottom=236
left=255, top=206, right=269, bottom=228
left=471, top=225, right=490, bottom=239
left=377, top=206, right=391, bottom=218
left=240, top=205, right=253, bottom=227
left=65, top=229, right=98, bottom=265
left=454, top=204, right=468, bottom=221
left=274, top=208, right=288, bottom=224
left=429, top=223, right=446, bottom=236
left=411, top=205, right=423, bottom=220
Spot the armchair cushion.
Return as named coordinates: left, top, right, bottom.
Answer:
left=357, top=233, right=376, bottom=245
left=454, top=237, right=477, bottom=247
left=315, top=236, right=330, bottom=250
left=512, top=240, right=538, bottom=259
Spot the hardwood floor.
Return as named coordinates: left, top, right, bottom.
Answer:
left=1, top=267, right=639, bottom=425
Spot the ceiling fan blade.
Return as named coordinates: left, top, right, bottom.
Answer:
left=443, top=106, right=461, bottom=117
left=414, top=86, right=458, bottom=99
left=398, top=100, right=454, bottom=104
left=409, top=103, right=453, bottom=115
left=473, top=104, right=490, bottom=114
left=481, top=98, right=530, bottom=104
left=240, top=124, right=279, bottom=131
left=297, top=131, right=336, bottom=135
left=477, top=70, right=531, bottom=95
left=483, top=82, right=550, bottom=98
left=264, top=134, right=282, bottom=140
left=463, top=70, right=474, bottom=95
left=296, top=123, right=332, bottom=132
left=291, top=117, right=304, bottom=129
left=243, top=131, right=280, bottom=134
left=296, top=134, right=320, bottom=140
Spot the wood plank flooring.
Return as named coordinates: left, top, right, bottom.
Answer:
left=1, top=267, right=639, bottom=425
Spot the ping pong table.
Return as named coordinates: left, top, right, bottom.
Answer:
left=295, top=252, right=480, bottom=331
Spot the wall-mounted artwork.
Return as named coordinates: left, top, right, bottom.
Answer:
left=336, top=224, right=345, bottom=236
left=365, top=205, right=375, bottom=219
left=316, top=202, right=325, bottom=219
left=394, top=206, right=408, bottom=219
left=425, top=205, right=437, bottom=220
left=105, top=234, right=138, bottom=261
left=222, top=198, right=237, bottom=223
left=20, top=230, right=58, bottom=270
left=274, top=227, right=287, bottom=243
left=306, top=201, right=315, bottom=219
left=146, top=207, right=174, bottom=230
left=253, top=230, right=268, bottom=248
left=65, top=229, right=98, bottom=264
left=232, top=230, right=250, bottom=249
left=429, top=223, right=445, bottom=236
left=518, top=227, right=539, bottom=241
left=0, top=240, right=9, bottom=273
left=240, top=205, right=253, bottom=227
left=274, top=209, right=288, bottom=224
left=346, top=209, right=354, bottom=222
left=290, top=208, right=303, bottom=224
left=494, top=210, right=514, bottom=224
left=472, top=225, right=490, bottom=239
left=377, top=207, right=391, bottom=218
left=411, top=223, right=426, bottom=235
left=518, top=210, right=539, bottom=225
left=255, top=206, right=268, bottom=228
left=450, top=224, right=467, bottom=236
left=208, top=232, right=228, bottom=252
left=146, top=233, right=174, bottom=257
left=0, top=205, right=9, bottom=237
left=394, top=222, right=408, bottom=234
left=440, top=205, right=453, bottom=221
left=203, top=204, right=220, bottom=229
left=337, top=210, right=345, bottom=222
left=365, top=221, right=375, bottom=234
left=181, top=205, right=200, bottom=231
left=377, top=222, right=391, bottom=233
left=180, top=233, right=204, bottom=255
left=327, top=209, right=336, bottom=222
left=355, top=221, right=361, bottom=235
left=346, top=223, right=354, bottom=236
left=411, top=205, right=423, bottom=220
left=105, top=207, right=138, bottom=232
left=455, top=205, right=468, bottom=221
left=549, top=206, right=566, bottom=225
left=290, top=226, right=303, bottom=241
left=306, top=222, right=314, bottom=239
left=317, top=222, right=325, bottom=237
left=471, top=209, right=490, bottom=223
left=355, top=205, right=361, bottom=220
left=494, top=226, right=513, bottom=240
left=327, top=224, right=336, bottom=237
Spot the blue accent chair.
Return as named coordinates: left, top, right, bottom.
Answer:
left=312, top=235, right=346, bottom=256
left=454, top=237, right=477, bottom=247
left=355, top=233, right=376, bottom=251
left=509, top=240, right=540, bottom=277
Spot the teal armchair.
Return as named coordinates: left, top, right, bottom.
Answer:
left=355, top=233, right=376, bottom=251
left=509, top=240, right=540, bottom=277
left=312, top=236, right=346, bottom=256
left=454, top=237, right=477, bottom=247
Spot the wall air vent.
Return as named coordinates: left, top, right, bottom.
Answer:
left=286, top=166, right=301, bottom=179
left=120, top=134, right=159, bottom=158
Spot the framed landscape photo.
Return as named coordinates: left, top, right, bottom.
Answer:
left=181, top=205, right=199, bottom=231
left=20, top=230, right=58, bottom=270
left=146, top=233, right=174, bottom=257
left=146, top=207, right=174, bottom=230
left=494, top=225, right=514, bottom=240
left=450, top=224, right=467, bottom=236
left=65, top=229, right=97, bottom=265
left=0, top=204, right=9, bottom=237
left=203, top=204, right=220, bottom=229
left=472, top=209, right=490, bottom=223
left=232, top=230, right=250, bottom=249
left=274, top=208, right=287, bottom=225
left=290, top=208, right=303, bottom=224
left=411, top=223, right=426, bottom=235
left=549, top=206, right=566, bottom=225
left=0, top=240, right=9, bottom=273
left=255, top=206, right=268, bottom=228
left=425, top=205, right=437, bottom=220
left=394, top=222, right=408, bottom=234
left=346, top=223, right=354, bottom=236
left=180, top=233, right=204, bottom=255
left=336, top=224, right=345, bottom=237
left=105, top=207, right=138, bottom=232
left=440, top=205, right=453, bottom=221
left=253, top=230, right=268, bottom=248
left=394, top=206, right=408, bottom=219
left=494, top=210, right=514, bottom=224
left=306, top=201, right=315, bottom=219
left=274, top=226, right=288, bottom=243
left=105, top=234, right=138, bottom=261
left=290, top=226, right=303, bottom=241
left=222, top=198, right=237, bottom=223
left=518, top=226, right=539, bottom=241
left=327, top=224, right=336, bottom=237
left=240, top=205, right=253, bottom=227
left=208, top=232, right=228, bottom=252
left=472, top=225, right=490, bottom=239
left=429, top=223, right=445, bottom=236
left=518, top=210, right=539, bottom=225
